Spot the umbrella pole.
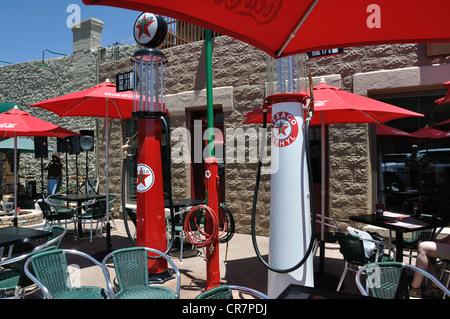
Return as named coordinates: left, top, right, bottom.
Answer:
left=105, top=103, right=111, bottom=253
left=320, top=112, right=325, bottom=272
left=40, top=158, right=44, bottom=195
left=65, top=152, right=69, bottom=194
left=13, top=133, right=17, bottom=226
left=93, top=102, right=112, bottom=261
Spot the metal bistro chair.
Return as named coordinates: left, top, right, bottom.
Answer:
left=38, top=201, right=77, bottom=231
left=78, top=199, right=108, bottom=243
left=356, top=261, right=450, bottom=299
left=166, top=207, right=201, bottom=262
left=335, top=232, right=396, bottom=291
left=24, top=249, right=111, bottom=299
left=0, top=226, right=66, bottom=299
left=392, top=228, right=435, bottom=265
left=5, top=225, right=67, bottom=258
left=437, top=258, right=450, bottom=298
left=34, top=226, right=67, bottom=252
left=0, top=250, right=43, bottom=299
left=46, top=194, right=75, bottom=218
left=101, top=247, right=181, bottom=299
left=312, top=213, right=342, bottom=258
left=195, top=285, right=269, bottom=299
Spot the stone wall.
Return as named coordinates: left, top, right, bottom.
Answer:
left=0, top=53, right=99, bottom=191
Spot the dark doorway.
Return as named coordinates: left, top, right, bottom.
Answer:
left=189, top=109, right=225, bottom=203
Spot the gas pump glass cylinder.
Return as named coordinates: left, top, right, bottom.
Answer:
left=132, top=48, right=167, bottom=115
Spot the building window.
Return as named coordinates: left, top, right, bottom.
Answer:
left=372, top=90, right=450, bottom=214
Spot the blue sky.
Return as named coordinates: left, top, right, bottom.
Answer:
left=0, top=0, right=141, bottom=64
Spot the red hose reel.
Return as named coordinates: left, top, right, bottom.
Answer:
left=183, top=205, right=219, bottom=248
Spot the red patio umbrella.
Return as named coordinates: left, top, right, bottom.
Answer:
left=30, top=81, right=134, bottom=120
left=411, top=125, right=445, bottom=139
left=82, top=0, right=450, bottom=59
left=0, top=106, right=79, bottom=225
left=431, top=131, right=450, bottom=141
left=243, top=80, right=424, bottom=125
left=376, top=124, right=420, bottom=142
left=435, top=81, right=450, bottom=106
left=433, top=119, right=450, bottom=131
left=31, top=80, right=135, bottom=253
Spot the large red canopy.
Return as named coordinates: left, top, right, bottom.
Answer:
left=82, top=0, right=450, bottom=59
left=30, top=81, right=134, bottom=120
left=0, top=107, right=79, bottom=139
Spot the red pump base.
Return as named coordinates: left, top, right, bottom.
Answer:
left=135, top=117, right=168, bottom=278
left=204, top=157, right=221, bottom=290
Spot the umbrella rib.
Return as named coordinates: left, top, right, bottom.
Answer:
left=60, top=97, right=95, bottom=117
left=276, top=0, right=319, bottom=57
left=110, top=98, right=123, bottom=120
left=360, top=110, right=382, bottom=124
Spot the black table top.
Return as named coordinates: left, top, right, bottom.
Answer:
left=350, top=213, right=448, bottom=234
left=277, top=284, right=371, bottom=299
left=51, top=193, right=106, bottom=202
left=0, top=226, right=51, bottom=247
left=164, top=198, right=204, bottom=209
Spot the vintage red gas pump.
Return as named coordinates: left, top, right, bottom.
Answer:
left=132, top=13, right=170, bottom=279
left=204, top=157, right=220, bottom=290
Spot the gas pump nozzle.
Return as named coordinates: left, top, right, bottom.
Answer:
left=121, top=132, right=138, bottom=156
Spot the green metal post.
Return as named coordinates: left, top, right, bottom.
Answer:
left=205, top=29, right=214, bottom=158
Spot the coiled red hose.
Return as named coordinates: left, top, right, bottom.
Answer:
left=184, top=205, right=219, bottom=248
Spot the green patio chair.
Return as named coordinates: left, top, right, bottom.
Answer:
left=195, top=285, right=269, bottom=299
left=393, top=229, right=435, bottom=264
left=101, top=246, right=180, bottom=299
left=34, top=226, right=67, bottom=252
left=24, top=249, right=111, bottom=299
left=46, top=194, right=75, bottom=217
left=166, top=208, right=201, bottom=262
left=6, top=225, right=67, bottom=257
left=356, top=261, right=450, bottom=299
left=0, top=249, right=44, bottom=299
left=38, top=200, right=77, bottom=232
left=335, top=232, right=395, bottom=291
left=78, top=199, right=107, bottom=243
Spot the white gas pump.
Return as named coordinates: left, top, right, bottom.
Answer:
left=266, top=93, right=314, bottom=298
left=251, top=56, right=317, bottom=298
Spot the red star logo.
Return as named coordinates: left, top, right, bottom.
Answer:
left=135, top=14, right=155, bottom=40
left=137, top=167, right=151, bottom=187
left=277, top=121, right=289, bottom=137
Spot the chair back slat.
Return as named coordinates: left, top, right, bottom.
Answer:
left=113, top=248, right=149, bottom=290
left=335, top=233, right=367, bottom=266
left=365, top=263, right=409, bottom=299
left=38, top=201, right=53, bottom=219
left=31, top=251, right=71, bottom=297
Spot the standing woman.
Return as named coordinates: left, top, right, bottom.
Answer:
left=45, top=153, right=62, bottom=195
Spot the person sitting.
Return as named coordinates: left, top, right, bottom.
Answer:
left=409, top=234, right=450, bottom=298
